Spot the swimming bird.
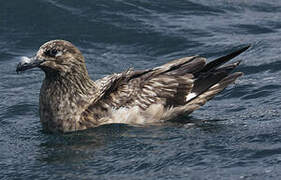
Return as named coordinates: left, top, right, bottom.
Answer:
left=16, top=40, right=249, bottom=133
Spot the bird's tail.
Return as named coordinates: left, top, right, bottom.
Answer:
left=186, top=45, right=250, bottom=104
left=162, top=45, right=250, bottom=119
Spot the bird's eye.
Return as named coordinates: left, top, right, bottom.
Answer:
left=45, top=49, right=58, bottom=57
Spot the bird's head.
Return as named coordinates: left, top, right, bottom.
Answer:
left=16, top=40, right=87, bottom=76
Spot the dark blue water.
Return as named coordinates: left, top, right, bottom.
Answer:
left=1, top=0, right=281, bottom=179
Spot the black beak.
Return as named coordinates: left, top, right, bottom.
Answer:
left=16, top=56, right=44, bottom=73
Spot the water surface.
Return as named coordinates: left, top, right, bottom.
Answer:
left=1, top=0, right=281, bottom=179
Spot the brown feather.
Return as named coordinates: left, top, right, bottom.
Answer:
left=17, top=40, right=249, bottom=132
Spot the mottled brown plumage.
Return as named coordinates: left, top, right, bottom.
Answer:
left=16, top=40, right=249, bottom=133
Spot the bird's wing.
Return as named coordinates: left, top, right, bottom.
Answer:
left=84, top=46, right=249, bottom=120
left=91, top=56, right=205, bottom=110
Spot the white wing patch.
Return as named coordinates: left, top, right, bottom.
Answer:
left=185, top=92, right=197, bottom=102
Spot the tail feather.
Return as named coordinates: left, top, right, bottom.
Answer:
left=195, top=45, right=250, bottom=76
left=186, top=61, right=241, bottom=103
left=185, top=45, right=250, bottom=103
left=158, top=45, right=250, bottom=121
left=161, top=46, right=249, bottom=120
left=184, top=72, right=243, bottom=114
left=162, top=72, right=243, bottom=120
left=192, top=72, right=243, bottom=105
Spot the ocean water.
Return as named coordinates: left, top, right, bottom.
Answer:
left=1, top=0, right=281, bottom=179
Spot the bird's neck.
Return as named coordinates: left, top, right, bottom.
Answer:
left=39, top=72, right=97, bottom=132
left=44, top=71, right=97, bottom=95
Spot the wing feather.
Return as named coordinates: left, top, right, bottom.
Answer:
left=91, top=56, right=205, bottom=111
left=81, top=46, right=249, bottom=122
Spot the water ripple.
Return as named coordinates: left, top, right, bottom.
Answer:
left=1, top=0, right=281, bottom=179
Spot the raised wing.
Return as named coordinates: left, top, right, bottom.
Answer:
left=94, top=56, right=205, bottom=110
left=81, top=45, right=249, bottom=125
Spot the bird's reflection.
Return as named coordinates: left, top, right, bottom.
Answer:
left=36, top=116, right=230, bottom=164
left=36, top=124, right=131, bottom=163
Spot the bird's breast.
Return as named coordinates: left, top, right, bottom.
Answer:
left=39, top=80, right=84, bottom=132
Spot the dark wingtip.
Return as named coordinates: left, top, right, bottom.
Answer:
left=200, top=45, right=251, bottom=73
left=240, top=44, right=251, bottom=51
left=226, top=44, right=251, bottom=58
left=237, top=45, right=251, bottom=55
